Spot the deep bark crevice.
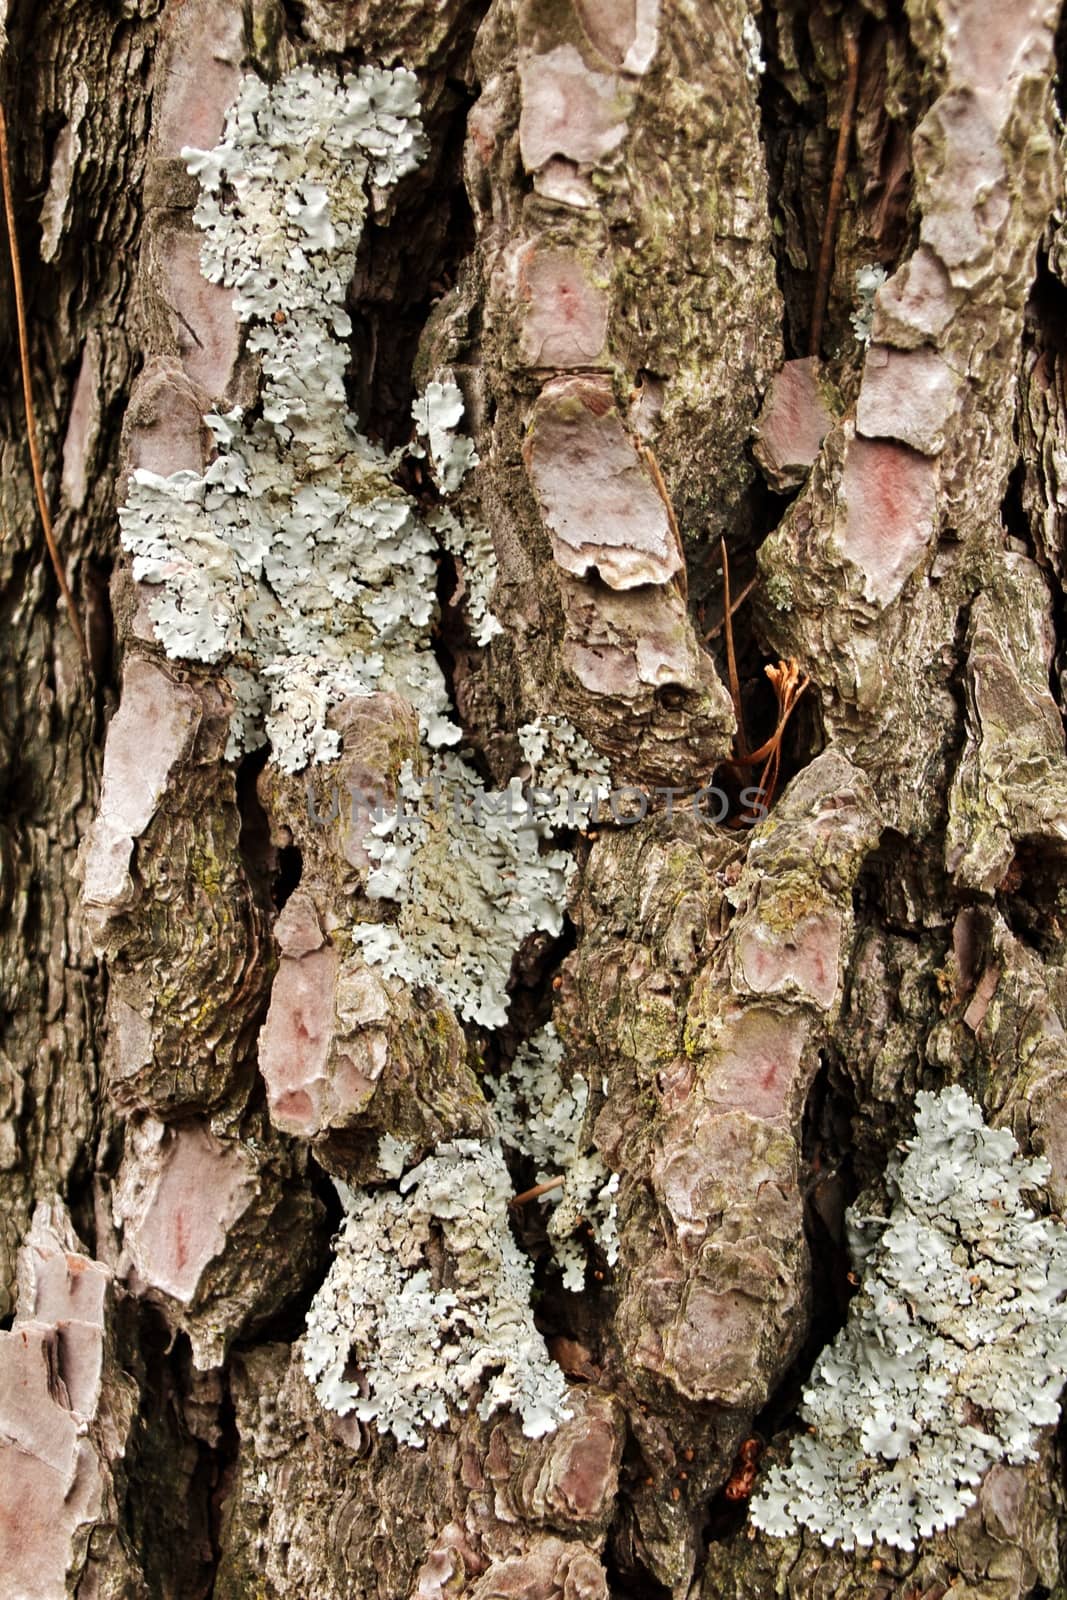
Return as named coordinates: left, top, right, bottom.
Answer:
left=603, top=1507, right=675, bottom=1600
left=1021, top=248, right=1067, bottom=715
left=273, top=842, right=303, bottom=911
left=999, top=841, right=1067, bottom=963
left=740, top=1054, right=862, bottom=1433
left=124, top=1319, right=219, bottom=1600
left=759, top=0, right=930, bottom=370
left=235, top=747, right=276, bottom=897
left=348, top=81, right=481, bottom=449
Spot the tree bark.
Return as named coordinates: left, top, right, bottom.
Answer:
left=2, top=0, right=1067, bottom=1596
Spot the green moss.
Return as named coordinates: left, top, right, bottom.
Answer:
left=627, top=1004, right=683, bottom=1069
left=754, top=879, right=828, bottom=935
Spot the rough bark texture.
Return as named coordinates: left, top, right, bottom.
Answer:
left=3, top=0, right=1067, bottom=1596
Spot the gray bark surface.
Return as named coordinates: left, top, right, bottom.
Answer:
left=2, top=0, right=1067, bottom=1596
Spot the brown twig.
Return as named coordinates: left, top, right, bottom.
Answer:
left=713, top=656, right=809, bottom=825
left=0, top=101, right=88, bottom=664
left=748, top=660, right=809, bottom=817
left=642, top=442, right=687, bottom=601
left=509, top=1175, right=565, bottom=1209
left=741, top=662, right=810, bottom=768
left=707, top=546, right=809, bottom=821
left=704, top=574, right=758, bottom=641
left=808, top=23, right=861, bottom=360
left=720, top=538, right=749, bottom=759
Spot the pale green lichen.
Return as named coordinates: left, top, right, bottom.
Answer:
left=492, top=1022, right=620, bottom=1291
left=851, top=264, right=888, bottom=345
left=130, top=65, right=620, bottom=1454
left=426, top=507, right=502, bottom=646
left=412, top=378, right=479, bottom=494
left=120, top=65, right=491, bottom=771
left=752, top=1085, right=1067, bottom=1551
left=741, top=12, right=765, bottom=83
left=123, top=65, right=605, bottom=1036
left=763, top=570, right=795, bottom=612
left=357, top=718, right=610, bottom=1027
left=303, top=1141, right=572, bottom=1445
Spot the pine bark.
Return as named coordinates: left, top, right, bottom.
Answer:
left=2, top=0, right=1067, bottom=1596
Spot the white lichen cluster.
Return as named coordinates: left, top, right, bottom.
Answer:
left=742, top=12, right=766, bottom=82
left=303, top=1140, right=572, bottom=1445
left=516, top=716, right=613, bottom=830
left=355, top=718, right=611, bottom=1027
left=376, top=1132, right=414, bottom=1180
left=752, top=1085, right=1067, bottom=1551
left=851, top=263, right=888, bottom=345
left=122, top=65, right=609, bottom=1036
left=412, top=380, right=479, bottom=494
left=119, top=65, right=494, bottom=770
left=492, top=1022, right=620, bottom=1291
left=427, top=507, right=502, bottom=646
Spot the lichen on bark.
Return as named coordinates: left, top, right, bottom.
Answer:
left=2, top=0, right=1066, bottom=1593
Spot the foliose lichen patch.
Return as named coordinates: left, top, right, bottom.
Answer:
left=303, top=1140, right=572, bottom=1445
left=119, top=64, right=479, bottom=771
left=491, top=1022, right=620, bottom=1290
left=354, top=717, right=610, bottom=1028
left=752, top=1085, right=1067, bottom=1551
left=119, top=64, right=609, bottom=1032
